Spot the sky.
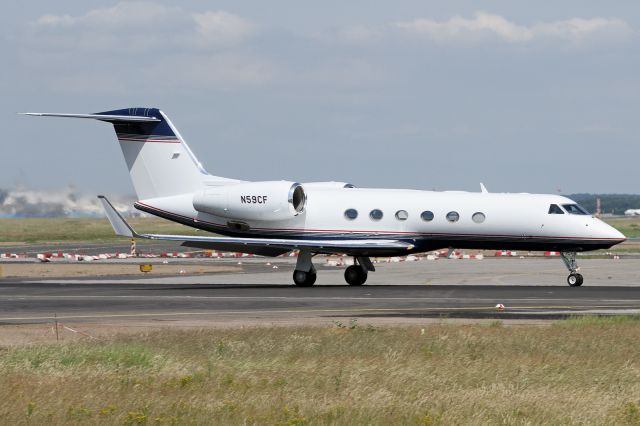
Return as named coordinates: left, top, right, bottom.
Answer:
left=2, top=1, right=639, bottom=197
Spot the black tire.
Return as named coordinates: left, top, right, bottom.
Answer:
left=344, top=265, right=367, bottom=286
left=306, top=272, right=317, bottom=286
left=567, top=273, right=584, bottom=287
left=293, top=270, right=316, bottom=287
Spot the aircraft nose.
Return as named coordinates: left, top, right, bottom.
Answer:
left=600, top=220, right=626, bottom=241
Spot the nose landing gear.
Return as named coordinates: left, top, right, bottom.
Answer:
left=561, top=252, right=583, bottom=287
left=567, top=273, right=583, bottom=287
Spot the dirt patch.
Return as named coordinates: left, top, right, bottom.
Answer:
left=0, top=263, right=241, bottom=279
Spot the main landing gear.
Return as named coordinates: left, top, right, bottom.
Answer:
left=292, top=252, right=375, bottom=287
left=561, top=251, right=584, bottom=287
left=292, top=251, right=317, bottom=287
left=293, top=268, right=316, bottom=287
left=344, top=265, right=367, bottom=286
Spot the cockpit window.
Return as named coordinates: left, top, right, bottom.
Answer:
left=548, top=204, right=564, bottom=214
left=562, top=204, right=589, bottom=215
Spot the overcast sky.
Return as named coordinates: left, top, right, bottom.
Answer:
left=2, top=1, right=639, bottom=196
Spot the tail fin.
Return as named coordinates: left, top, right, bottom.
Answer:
left=23, top=107, right=237, bottom=199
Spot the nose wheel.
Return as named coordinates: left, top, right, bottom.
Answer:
left=561, top=252, right=584, bottom=287
left=567, top=273, right=583, bottom=287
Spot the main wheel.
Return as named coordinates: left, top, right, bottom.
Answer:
left=293, top=270, right=316, bottom=287
left=567, top=273, right=584, bottom=287
left=344, top=265, right=367, bottom=286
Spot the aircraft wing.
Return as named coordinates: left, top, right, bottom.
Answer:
left=99, top=196, right=415, bottom=257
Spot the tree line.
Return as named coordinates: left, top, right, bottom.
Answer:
left=568, top=194, right=640, bottom=215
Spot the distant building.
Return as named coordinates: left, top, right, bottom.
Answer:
left=0, top=187, right=139, bottom=218
left=624, top=209, right=640, bottom=216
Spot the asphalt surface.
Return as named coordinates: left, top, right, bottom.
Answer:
left=2, top=278, right=640, bottom=326
left=0, top=258, right=638, bottom=325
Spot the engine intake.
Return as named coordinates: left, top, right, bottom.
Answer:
left=193, top=181, right=306, bottom=221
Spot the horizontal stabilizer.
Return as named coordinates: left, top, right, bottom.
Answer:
left=20, top=112, right=160, bottom=123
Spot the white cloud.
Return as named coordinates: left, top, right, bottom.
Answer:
left=193, top=11, right=254, bottom=45
left=393, top=12, right=633, bottom=44
left=395, top=12, right=533, bottom=43
left=534, top=17, right=632, bottom=41
left=20, top=2, right=266, bottom=92
left=35, top=2, right=179, bottom=29
left=30, top=2, right=255, bottom=51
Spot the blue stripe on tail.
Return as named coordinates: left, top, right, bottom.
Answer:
left=96, top=108, right=177, bottom=141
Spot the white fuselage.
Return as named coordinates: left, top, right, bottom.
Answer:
left=135, top=186, right=625, bottom=255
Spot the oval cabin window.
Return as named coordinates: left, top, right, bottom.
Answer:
left=421, top=211, right=434, bottom=222
left=395, top=210, right=408, bottom=220
left=344, top=209, right=358, bottom=220
left=472, top=212, right=486, bottom=223
left=369, top=209, right=383, bottom=220
left=446, top=211, right=460, bottom=222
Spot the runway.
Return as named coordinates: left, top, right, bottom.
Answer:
left=1, top=259, right=639, bottom=325
left=2, top=280, right=640, bottom=325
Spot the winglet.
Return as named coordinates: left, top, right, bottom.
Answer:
left=98, top=196, right=139, bottom=238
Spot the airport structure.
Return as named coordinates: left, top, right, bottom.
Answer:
left=24, top=108, right=626, bottom=287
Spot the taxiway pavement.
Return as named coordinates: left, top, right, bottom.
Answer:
left=0, top=259, right=638, bottom=325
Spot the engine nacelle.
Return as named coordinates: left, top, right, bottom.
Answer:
left=193, top=181, right=306, bottom=221
left=303, top=181, right=356, bottom=189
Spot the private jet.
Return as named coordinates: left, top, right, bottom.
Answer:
left=23, top=108, right=626, bottom=286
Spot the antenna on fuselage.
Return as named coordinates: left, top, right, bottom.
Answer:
left=480, top=183, right=489, bottom=194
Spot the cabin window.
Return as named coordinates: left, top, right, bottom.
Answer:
left=395, top=210, right=408, bottom=221
left=369, top=209, right=384, bottom=220
left=562, top=204, right=589, bottom=215
left=344, top=209, right=358, bottom=220
left=548, top=204, right=564, bottom=214
left=421, top=211, right=434, bottom=222
left=446, top=211, right=460, bottom=222
left=472, top=212, right=486, bottom=223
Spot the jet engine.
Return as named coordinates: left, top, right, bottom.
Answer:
left=303, top=181, right=355, bottom=189
left=193, top=181, right=306, bottom=221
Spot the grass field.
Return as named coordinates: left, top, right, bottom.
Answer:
left=0, top=217, right=199, bottom=244
left=1, top=318, right=640, bottom=425
left=1, top=216, right=639, bottom=244
left=603, top=217, right=640, bottom=238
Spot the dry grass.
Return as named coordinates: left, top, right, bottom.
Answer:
left=1, top=318, right=640, bottom=425
left=0, top=218, right=199, bottom=243
left=0, top=263, right=241, bottom=279
left=603, top=217, right=640, bottom=239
